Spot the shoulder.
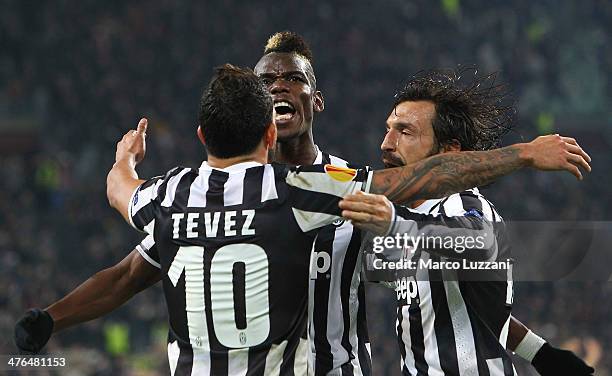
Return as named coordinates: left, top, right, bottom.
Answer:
left=439, top=188, right=503, bottom=221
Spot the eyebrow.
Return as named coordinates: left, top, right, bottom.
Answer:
left=258, top=71, right=307, bottom=78
left=387, top=121, right=416, bottom=131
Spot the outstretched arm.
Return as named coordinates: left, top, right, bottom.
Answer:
left=370, top=135, right=591, bottom=204
left=46, top=249, right=162, bottom=332
left=14, top=249, right=162, bottom=354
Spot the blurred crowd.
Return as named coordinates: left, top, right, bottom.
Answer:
left=1, top=1, right=610, bottom=374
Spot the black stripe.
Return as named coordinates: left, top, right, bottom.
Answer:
left=173, top=169, right=199, bottom=211
left=408, top=299, right=428, bottom=376
left=289, top=186, right=342, bottom=217
left=243, top=166, right=265, bottom=207
left=140, top=242, right=160, bottom=264
left=132, top=202, right=156, bottom=230
left=206, top=169, right=228, bottom=209
left=280, top=333, right=299, bottom=376
left=246, top=345, right=268, bottom=376
left=356, top=282, right=372, bottom=376
left=396, top=308, right=408, bottom=370
left=175, top=342, right=194, bottom=376
left=339, top=226, right=361, bottom=365
left=157, top=166, right=187, bottom=204
left=429, top=266, right=461, bottom=375
left=321, top=152, right=331, bottom=165
left=312, top=227, right=335, bottom=375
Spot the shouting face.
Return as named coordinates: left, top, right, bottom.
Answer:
left=254, top=52, right=323, bottom=141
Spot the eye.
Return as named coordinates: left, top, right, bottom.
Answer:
left=289, top=75, right=306, bottom=83
left=261, top=77, right=273, bottom=86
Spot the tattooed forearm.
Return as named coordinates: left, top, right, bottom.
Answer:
left=370, top=145, right=526, bottom=204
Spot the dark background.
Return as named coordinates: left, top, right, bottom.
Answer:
left=1, top=1, right=610, bottom=374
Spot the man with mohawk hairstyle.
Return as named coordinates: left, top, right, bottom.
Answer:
left=253, top=31, right=373, bottom=375
left=14, top=31, right=593, bottom=376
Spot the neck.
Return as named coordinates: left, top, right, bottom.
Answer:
left=270, top=130, right=318, bottom=166
left=207, top=150, right=266, bottom=169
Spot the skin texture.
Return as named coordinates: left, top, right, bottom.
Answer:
left=254, top=52, right=323, bottom=165
left=341, top=99, right=592, bottom=361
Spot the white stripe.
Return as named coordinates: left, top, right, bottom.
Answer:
left=224, top=170, right=245, bottom=206
left=485, top=357, right=505, bottom=375
left=328, top=155, right=349, bottom=167
left=264, top=340, right=288, bottom=376
left=399, top=306, right=418, bottom=375
left=294, top=338, right=309, bottom=375
left=191, top=347, right=211, bottom=376
left=136, top=243, right=161, bottom=269
left=261, top=164, right=278, bottom=202
left=477, top=196, right=496, bottom=222
left=327, top=225, right=348, bottom=369
left=418, top=280, right=445, bottom=376
left=442, top=193, right=466, bottom=216
left=228, top=348, right=248, bottom=376
left=162, top=168, right=191, bottom=207
left=188, top=169, right=211, bottom=207
left=444, top=280, right=479, bottom=376
left=143, top=219, right=155, bottom=237
left=285, top=169, right=363, bottom=200
left=167, top=340, right=180, bottom=376
left=500, top=315, right=511, bottom=349
left=131, top=180, right=161, bottom=215
left=292, top=208, right=338, bottom=232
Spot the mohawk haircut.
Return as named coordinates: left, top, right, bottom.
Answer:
left=394, top=68, right=516, bottom=152
left=264, top=31, right=314, bottom=63
left=263, top=31, right=316, bottom=88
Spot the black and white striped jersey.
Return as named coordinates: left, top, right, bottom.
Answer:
left=384, top=189, right=515, bottom=376
left=127, top=160, right=372, bottom=376
left=308, top=150, right=371, bottom=376
left=136, top=149, right=372, bottom=376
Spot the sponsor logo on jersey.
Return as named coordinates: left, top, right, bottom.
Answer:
left=324, top=164, right=357, bottom=182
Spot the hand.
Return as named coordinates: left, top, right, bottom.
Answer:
left=532, top=343, right=594, bottom=376
left=339, top=191, right=393, bottom=235
left=14, top=309, right=54, bottom=354
left=115, top=118, right=148, bottom=165
left=523, top=134, right=591, bottom=180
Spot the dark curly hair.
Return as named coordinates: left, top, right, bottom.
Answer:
left=263, top=31, right=316, bottom=88
left=199, top=64, right=273, bottom=158
left=394, top=68, right=516, bottom=151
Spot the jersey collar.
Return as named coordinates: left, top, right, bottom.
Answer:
left=200, top=160, right=263, bottom=172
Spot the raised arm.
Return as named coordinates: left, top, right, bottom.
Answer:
left=370, top=135, right=591, bottom=204
left=107, top=118, right=148, bottom=223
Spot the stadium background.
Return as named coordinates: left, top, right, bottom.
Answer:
left=1, top=1, right=610, bottom=374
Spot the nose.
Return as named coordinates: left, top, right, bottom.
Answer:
left=381, top=129, right=398, bottom=152
left=269, top=78, right=290, bottom=95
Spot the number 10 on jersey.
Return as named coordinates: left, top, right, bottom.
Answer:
left=168, top=244, right=271, bottom=348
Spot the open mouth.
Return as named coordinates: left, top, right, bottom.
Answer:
left=274, top=101, right=296, bottom=122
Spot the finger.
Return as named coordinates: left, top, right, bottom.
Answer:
left=339, top=200, right=381, bottom=216
left=341, top=210, right=372, bottom=223
left=565, top=163, right=583, bottom=180
left=137, top=118, right=148, bottom=135
left=565, top=142, right=591, bottom=163
left=343, top=192, right=387, bottom=206
left=561, top=136, right=577, bottom=146
left=567, top=152, right=591, bottom=172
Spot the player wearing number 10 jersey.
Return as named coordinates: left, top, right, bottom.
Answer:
left=108, top=64, right=555, bottom=375
left=129, top=160, right=372, bottom=375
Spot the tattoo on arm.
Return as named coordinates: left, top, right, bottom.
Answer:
left=371, top=145, right=524, bottom=203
